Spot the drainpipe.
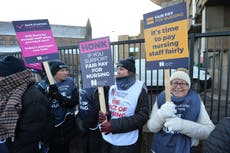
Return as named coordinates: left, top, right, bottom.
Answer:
left=192, top=0, right=202, bottom=27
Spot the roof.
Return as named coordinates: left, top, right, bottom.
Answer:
left=0, top=21, right=88, bottom=38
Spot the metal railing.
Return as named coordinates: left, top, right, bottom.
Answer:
left=1, top=31, right=230, bottom=123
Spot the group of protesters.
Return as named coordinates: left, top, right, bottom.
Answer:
left=0, top=55, right=229, bottom=153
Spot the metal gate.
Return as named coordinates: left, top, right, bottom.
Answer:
left=1, top=31, right=230, bottom=123
left=188, top=31, right=230, bottom=123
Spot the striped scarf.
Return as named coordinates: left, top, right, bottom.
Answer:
left=0, top=69, right=34, bottom=141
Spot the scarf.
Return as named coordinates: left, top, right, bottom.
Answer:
left=116, top=76, right=136, bottom=90
left=0, top=69, right=34, bottom=141
left=152, top=90, right=201, bottom=153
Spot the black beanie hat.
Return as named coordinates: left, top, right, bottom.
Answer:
left=117, top=57, right=136, bottom=73
left=49, top=60, right=68, bottom=75
left=0, top=56, right=26, bottom=77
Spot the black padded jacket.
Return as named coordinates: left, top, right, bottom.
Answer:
left=6, top=84, right=54, bottom=153
left=203, top=117, right=230, bottom=153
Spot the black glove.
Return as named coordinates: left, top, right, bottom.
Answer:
left=48, top=85, right=78, bottom=108
left=48, top=85, right=63, bottom=102
left=49, top=85, right=58, bottom=94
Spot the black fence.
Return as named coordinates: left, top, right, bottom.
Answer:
left=1, top=31, right=230, bottom=123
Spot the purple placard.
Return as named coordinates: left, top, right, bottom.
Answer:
left=79, top=37, right=114, bottom=89
left=12, top=19, right=59, bottom=66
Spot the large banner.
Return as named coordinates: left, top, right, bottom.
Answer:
left=143, top=2, right=189, bottom=69
left=12, top=19, right=59, bottom=70
left=79, top=37, right=114, bottom=89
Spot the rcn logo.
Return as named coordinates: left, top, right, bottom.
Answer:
left=91, top=79, right=97, bottom=86
left=37, top=56, right=42, bottom=60
left=159, top=61, right=164, bottom=67
left=159, top=61, right=173, bottom=67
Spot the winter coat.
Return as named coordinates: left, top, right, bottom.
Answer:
left=78, top=87, right=100, bottom=132
left=203, top=117, right=230, bottom=153
left=148, top=90, right=215, bottom=148
left=77, top=87, right=102, bottom=153
left=6, top=84, right=54, bottom=153
left=35, top=77, right=79, bottom=144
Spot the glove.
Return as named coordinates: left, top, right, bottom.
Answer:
left=164, top=117, right=183, bottom=133
left=98, top=111, right=109, bottom=123
left=101, top=121, right=112, bottom=135
left=48, top=85, right=63, bottom=102
left=157, top=102, right=177, bottom=120
left=49, top=85, right=59, bottom=94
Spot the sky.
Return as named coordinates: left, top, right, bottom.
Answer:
left=1, top=0, right=161, bottom=41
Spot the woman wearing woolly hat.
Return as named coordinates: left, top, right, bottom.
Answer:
left=0, top=56, right=53, bottom=153
left=147, top=68, right=215, bottom=153
left=35, top=60, right=79, bottom=153
left=96, top=57, right=149, bottom=153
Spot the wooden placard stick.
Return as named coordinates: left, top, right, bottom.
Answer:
left=34, top=73, right=40, bottom=82
left=98, top=86, right=108, bottom=122
left=164, top=69, right=171, bottom=102
left=98, top=86, right=106, bottom=113
left=42, top=61, right=54, bottom=85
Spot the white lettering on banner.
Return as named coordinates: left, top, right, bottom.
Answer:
left=86, top=72, right=110, bottom=79
left=85, top=63, right=97, bottom=68
left=80, top=101, right=88, bottom=110
left=98, top=62, right=108, bottom=67
left=51, top=100, right=60, bottom=108
left=92, top=67, right=102, bottom=73
left=84, top=56, right=107, bottom=63
left=177, top=103, right=190, bottom=111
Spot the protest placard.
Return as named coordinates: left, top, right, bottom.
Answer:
left=143, top=2, right=189, bottom=101
left=12, top=19, right=59, bottom=84
left=79, top=37, right=114, bottom=113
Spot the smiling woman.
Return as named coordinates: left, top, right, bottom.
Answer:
left=169, top=69, right=191, bottom=97
left=147, top=68, right=215, bottom=153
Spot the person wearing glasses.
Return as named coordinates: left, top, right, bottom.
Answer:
left=147, top=68, right=215, bottom=153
